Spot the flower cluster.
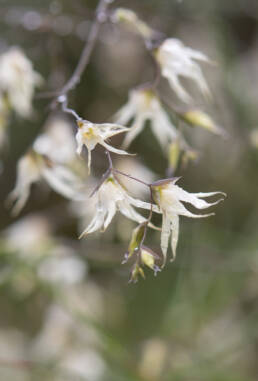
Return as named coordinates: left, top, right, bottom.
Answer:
left=6, top=4, right=227, bottom=282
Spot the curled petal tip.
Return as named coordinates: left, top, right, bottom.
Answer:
left=78, top=232, right=87, bottom=239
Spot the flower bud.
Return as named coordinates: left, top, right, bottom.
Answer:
left=130, top=264, right=145, bottom=283
left=168, top=140, right=181, bottom=173
left=181, top=148, right=200, bottom=169
left=180, top=109, right=225, bottom=136
left=141, top=246, right=160, bottom=275
left=112, top=8, right=153, bottom=39
left=126, top=223, right=145, bottom=259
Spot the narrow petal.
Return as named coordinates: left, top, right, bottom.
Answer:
left=152, top=110, right=177, bottom=148
left=9, top=187, right=30, bottom=216
left=167, top=199, right=215, bottom=218
left=113, top=102, right=136, bottom=125
left=42, top=166, right=83, bottom=201
left=163, top=70, right=192, bottom=103
left=98, top=123, right=130, bottom=140
left=171, top=185, right=225, bottom=210
left=127, top=195, right=160, bottom=213
left=170, top=213, right=179, bottom=262
left=192, top=191, right=227, bottom=198
left=122, top=114, right=146, bottom=149
left=76, top=140, right=83, bottom=155
left=160, top=212, right=171, bottom=265
left=187, top=48, right=210, bottom=62
left=79, top=207, right=105, bottom=238
left=118, top=200, right=146, bottom=224
left=103, top=201, right=117, bottom=230
left=190, top=66, right=211, bottom=99
left=101, top=141, right=132, bottom=156
left=88, top=149, right=92, bottom=174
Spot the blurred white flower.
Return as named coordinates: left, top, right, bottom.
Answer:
left=38, top=246, right=86, bottom=285
left=151, top=178, right=225, bottom=263
left=31, top=304, right=74, bottom=359
left=33, top=116, right=76, bottom=164
left=156, top=38, right=211, bottom=103
left=62, top=349, right=106, bottom=381
left=0, top=47, right=42, bottom=117
left=9, top=150, right=84, bottom=215
left=114, top=88, right=177, bottom=148
left=76, top=119, right=130, bottom=172
left=3, top=214, right=52, bottom=257
left=79, top=174, right=153, bottom=238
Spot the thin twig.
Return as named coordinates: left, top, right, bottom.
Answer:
left=58, top=0, right=113, bottom=98
left=113, top=169, right=150, bottom=187
left=106, top=150, right=113, bottom=169
left=41, top=0, right=114, bottom=117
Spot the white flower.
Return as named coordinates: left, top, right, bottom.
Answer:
left=0, top=47, right=42, bottom=117
left=151, top=178, right=225, bottom=263
left=114, top=88, right=177, bottom=149
left=33, top=117, right=76, bottom=164
left=76, top=119, right=130, bottom=172
left=79, top=175, right=153, bottom=238
left=9, top=151, right=84, bottom=215
left=156, top=38, right=211, bottom=103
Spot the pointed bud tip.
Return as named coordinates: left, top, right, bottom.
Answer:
left=151, top=177, right=181, bottom=188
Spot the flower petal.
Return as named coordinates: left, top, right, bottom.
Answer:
left=127, top=195, right=160, bottom=213
left=170, top=213, right=179, bottom=262
left=42, top=166, right=83, bottom=201
left=113, top=100, right=136, bottom=125
left=97, top=123, right=130, bottom=140
left=152, top=109, right=177, bottom=148
left=160, top=212, right=171, bottom=264
left=101, top=141, right=132, bottom=156
left=171, top=185, right=225, bottom=210
left=103, top=201, right=117, bottom=230
left=122, top=114, right=146, bottom=149
left=163, top=70, right=193, bottom=103
left=79, top=206, right=105, bottom=238
left=118, top=200, right=146, bottom=224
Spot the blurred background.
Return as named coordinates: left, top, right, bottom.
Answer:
left=1, top=0, right=258, bottom=380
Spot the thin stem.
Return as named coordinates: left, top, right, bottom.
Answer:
left=57, top=95, right=81, bottom=120
left=113, top=169, right=150, bottom=187
left=106, top=150, right=113, bottom=169
left=44, top=0, right=113, bottom=118
left=59, top=0, right=113, bottom=98
left=139, top=186, right=154, bottom=246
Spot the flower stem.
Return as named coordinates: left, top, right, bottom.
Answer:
left=113, top=169, right=150, bottom=187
